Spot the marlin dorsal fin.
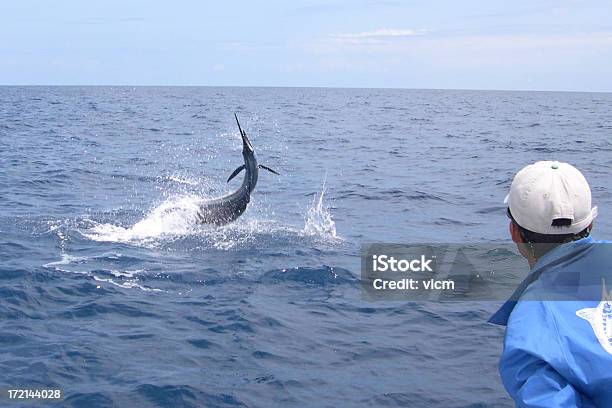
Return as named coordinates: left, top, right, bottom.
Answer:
left=227, top=165, right=246, bottom=182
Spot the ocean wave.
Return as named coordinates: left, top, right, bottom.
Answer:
left=135, top=384, right=247, bottom=408
left=259, top=266, right=356, bottom=286
left=43, top=253, right=88, bottom=267
left=43, top=253, right=161, bottom=292
left=91, top=275, right=163, bottom=292
left=336, top=189, right=445, bottom=202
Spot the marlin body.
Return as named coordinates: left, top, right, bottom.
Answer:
left=196, top=114, right=278, bottom=226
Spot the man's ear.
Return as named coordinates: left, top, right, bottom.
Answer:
left=509, top=221, right=523, bottom=244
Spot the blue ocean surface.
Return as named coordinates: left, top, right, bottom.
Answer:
left=1, top=86, right=611, bottom=407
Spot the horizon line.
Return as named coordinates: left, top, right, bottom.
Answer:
left=0, top=84, right=611, bottom=94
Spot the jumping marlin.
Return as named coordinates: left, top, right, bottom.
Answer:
left=196, top=114, right=279, bottom=225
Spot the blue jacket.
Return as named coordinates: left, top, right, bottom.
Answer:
left=490, top=236, right=612, bottom=407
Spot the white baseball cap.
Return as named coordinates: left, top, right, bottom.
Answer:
left=505, top=161, right=597, bottom=234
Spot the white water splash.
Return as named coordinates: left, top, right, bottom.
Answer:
left=79, top=182, right=341, bottom=250
left=79, top=194, right=290, bottom=250
left=82, top=195, right=201, bottom=243
left=303, top=179, right=338, bottom=240
left=165, top=175, right=200, bottom=186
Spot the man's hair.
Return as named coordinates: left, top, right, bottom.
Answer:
left=507, top=208, right=591, bottom=258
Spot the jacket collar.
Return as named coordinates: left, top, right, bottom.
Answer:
left=488, top=236, right=594, bottom=326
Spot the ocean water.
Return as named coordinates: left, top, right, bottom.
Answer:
left=1, top=86, right=611, bottom=407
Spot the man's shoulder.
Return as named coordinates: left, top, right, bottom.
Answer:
left=507, top=300, right=586, bottom=332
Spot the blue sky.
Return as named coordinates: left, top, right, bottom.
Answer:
left=1, top=0, right=611, bottom=91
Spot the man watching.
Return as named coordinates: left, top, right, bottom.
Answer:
left=489, top=161, right=612, bottom=407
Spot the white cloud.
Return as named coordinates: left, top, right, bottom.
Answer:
left=328, top=28, right=429, bottom=44
left=311, top=31, right=612, bottom=56
left=297, top=31, right=612, bottom=90
left=333, top=28, right=429, bottom=39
